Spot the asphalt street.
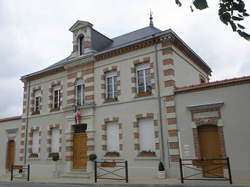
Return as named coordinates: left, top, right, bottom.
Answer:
left=0, top=182, right=85, bottom=187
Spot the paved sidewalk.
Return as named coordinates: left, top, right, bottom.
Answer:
left=0, top=175, right=249, bottom=186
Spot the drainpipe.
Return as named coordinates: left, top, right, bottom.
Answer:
left=24, top=80, right=30, bottom=165
left=153, top=36, right=166, bottom=165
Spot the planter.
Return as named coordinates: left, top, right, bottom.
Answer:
left=158, top=170, right=166, bottom=179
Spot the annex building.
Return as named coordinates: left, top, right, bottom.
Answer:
left=0, top=18, right=249, bottom=181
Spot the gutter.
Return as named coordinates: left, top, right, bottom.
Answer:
left=153, top=36, right=166, bottom=166
left=24, top=80, right=31, bottom=165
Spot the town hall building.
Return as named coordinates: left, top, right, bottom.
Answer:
left=0, top=18, right=249, bottom=182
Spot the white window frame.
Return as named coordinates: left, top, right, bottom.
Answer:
left=75, top=79, right=85, bottom=106
left=106, top=71, right=118, bottom=99
left=106, top=121, right=119, bottom=153
left=136, top=64, right=151, bottom=94
left=32, top=130, right=39, bottom=154
left=138, top=118, right=155, bottom=152
left=53, top=86, right=60, bottom=109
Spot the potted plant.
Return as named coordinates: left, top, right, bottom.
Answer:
left=89, top=153, right=97, bottom=162
left=158, top=161, right=166, bottom=179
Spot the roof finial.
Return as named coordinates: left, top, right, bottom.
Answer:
left=149, top=10, right=154, bottom=27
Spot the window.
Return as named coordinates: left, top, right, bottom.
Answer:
left=51, top=128, right=60, bottom=153
left=106, top=122, right=119, bottom=153
left=138, top=118, right=155, bottom=154
left=32, top=130, right=39, bottom=154
left=106, top=71, right=118, bottom=100
left=78, top=35, right=84, bottom=55
left=53, top=86, right=60, bottom=109
left=75, top=79, right=85, bottom=106
left=34, top=90, right=41, bottom=112
left=137, top=64, right=151, bottom=94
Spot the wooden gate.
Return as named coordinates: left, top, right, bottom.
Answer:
left=73, top=133, right=87, bottom=169
left=6, top=140, right=15, bottom=171
left=198, top=125, right=224, bottom=177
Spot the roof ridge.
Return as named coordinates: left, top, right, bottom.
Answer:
left=0, top=116, right=21, bottom=123
left=111, top=26, right=162, bottom=40
left=176, top=75, right=250, bottom=93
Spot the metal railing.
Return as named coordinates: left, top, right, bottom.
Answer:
left=11, top=164, right=30, bottom=181
left=94, top=160, right=128, bottom=183
left=179, top=157, right=232, bottom=184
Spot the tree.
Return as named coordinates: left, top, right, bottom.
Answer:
left=175, top=0, right=250, bottom=40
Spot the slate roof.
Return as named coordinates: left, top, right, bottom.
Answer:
left=107, top=26, right=162, bottom=50
left=175, top=75, right=250, bottom=93
left=21, top=25, right=210, bottom=79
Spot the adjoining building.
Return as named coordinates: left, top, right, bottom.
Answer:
left=0, top=17, right=249, bottom=181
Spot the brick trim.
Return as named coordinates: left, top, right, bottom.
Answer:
left=133, top=113, right=160, bottom=156
left=130, top=57, right=155, bottom=96
left=101, top=117, right=123, bottom=157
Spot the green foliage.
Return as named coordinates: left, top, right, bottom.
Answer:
left=89, top=153, right=97, bottom=162
left=175, top=0, right=250, bottom=40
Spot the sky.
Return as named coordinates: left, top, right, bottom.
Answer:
left=0, top=0, right=249, bottom=118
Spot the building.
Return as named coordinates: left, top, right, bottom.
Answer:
left=0, top=18, right=249, bottom=181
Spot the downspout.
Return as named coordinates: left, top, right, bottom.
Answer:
left=24, top=80, right=30, bottom=165
left=153, top=36, right=165, bottom=165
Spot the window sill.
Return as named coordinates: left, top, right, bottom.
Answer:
left=138, top=151, right=156, bottom=157
left=31, top=111, right=40, bottom=115
left=28, top=153, right=40, bottom=160
left=104, top=152, right=120, bottom=157
left=136, top=92, right=152, bottom=97
left=104, top=98, right=118, bottom=103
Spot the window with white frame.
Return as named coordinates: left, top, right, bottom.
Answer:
left=106, top=71, right=118, bottom=99
left=34, top=90, right=41, bottom=112
left=32, top=130, right=39, bottom=154
left=136, top=64, right=151, bottom=94
left=138, top=118, right=155, bottom=152
left=51, top=128, right=60, bottom=153
left=75, top=79, right=85, bottom=106
left=106, top=121, right=119, bottom=153
left=53, top=86, right=60, bottom=109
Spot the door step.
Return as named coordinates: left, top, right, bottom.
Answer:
left=62, top=169, right=90, bottom=178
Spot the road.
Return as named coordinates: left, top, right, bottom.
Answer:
left=0, top=182, right=85, bottom=187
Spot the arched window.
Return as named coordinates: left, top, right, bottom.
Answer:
left=75, top=79, right=85, bottom=106
left=78, top=35, right=84, bottom=55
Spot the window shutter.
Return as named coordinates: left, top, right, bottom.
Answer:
left=51, top=128, right=60, bottom=153
left=107, top=122, right=119, bottom=152
left=139, top=118, right=155, bottom=152
left=32, top=130, right=39, bottom=154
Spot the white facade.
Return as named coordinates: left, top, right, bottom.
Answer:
left=0, top=20, right=249, bottom=182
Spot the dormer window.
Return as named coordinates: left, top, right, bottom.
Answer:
left=78, top=35, right=84, bottom=55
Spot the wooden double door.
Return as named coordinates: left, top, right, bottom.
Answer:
left=198, top=125, right=224, bottom=177
left=6, top=140, right=15, bottom=171
left=73, top=133, right=87, bottom=169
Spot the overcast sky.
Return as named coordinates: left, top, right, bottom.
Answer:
left=0, top=0, right=249, bottom=118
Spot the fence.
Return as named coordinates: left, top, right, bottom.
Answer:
left=179, top=158, right=232, bottom=184
left=94, top=160, right=128, bottom=183
left=11, top=164, right=30, bottom=181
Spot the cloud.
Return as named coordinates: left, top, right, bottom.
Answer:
left=0, top=0, right=249, bottom=117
